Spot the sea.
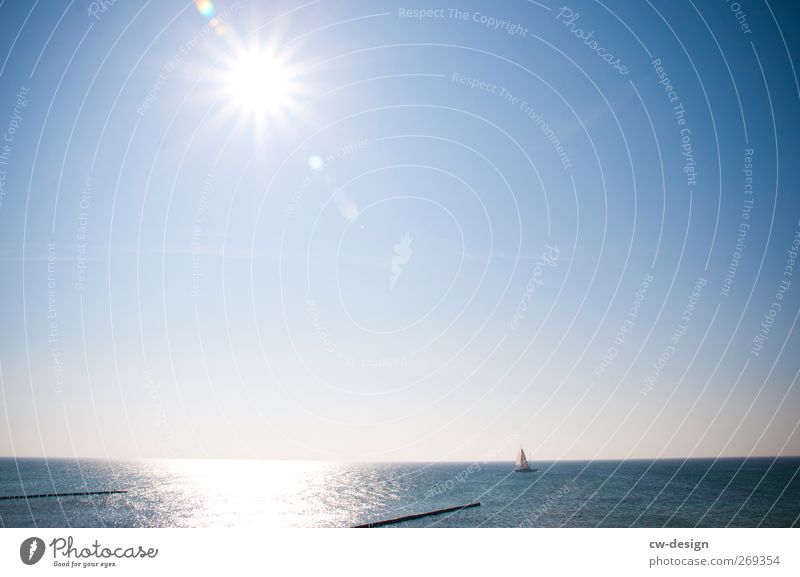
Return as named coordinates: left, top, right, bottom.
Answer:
left=1, top=457, right=798, bottom=528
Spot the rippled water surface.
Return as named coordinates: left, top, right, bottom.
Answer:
left=1, top=457, right=798, bottom=527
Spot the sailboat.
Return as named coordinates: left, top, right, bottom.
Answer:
left=514, top=448, right=537, bottom=473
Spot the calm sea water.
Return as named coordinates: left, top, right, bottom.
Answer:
left=1, top=457, right=798, bottom=528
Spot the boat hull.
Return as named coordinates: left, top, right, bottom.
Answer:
left=513, top=467, right=537, bottom=473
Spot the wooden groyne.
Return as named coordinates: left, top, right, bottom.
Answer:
left=353, top=502, right=480, bottom=528
left=0, top=490, right=127, bottom=500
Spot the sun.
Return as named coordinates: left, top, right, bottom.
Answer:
left=215, top=44, right=302, bottom=131
left=226, top=52, right=293, bottom=115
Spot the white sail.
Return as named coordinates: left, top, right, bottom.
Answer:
left=516, top=449, right=529, bottom=470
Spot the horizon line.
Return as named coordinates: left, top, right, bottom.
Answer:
left=1, top=454, right=798, bottom=463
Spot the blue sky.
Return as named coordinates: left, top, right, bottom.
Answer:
left=0, top=0, right=799, bottom=461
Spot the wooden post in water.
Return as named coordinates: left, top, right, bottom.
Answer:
left=352, top=502, right=480, bottom=528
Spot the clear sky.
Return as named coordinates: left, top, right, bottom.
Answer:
left=0, top=0, right=799, bottom=462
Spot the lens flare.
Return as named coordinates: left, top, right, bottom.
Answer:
left=195, top=0, right=216, bottom=18
left=308, top=155, right=324, bottom=172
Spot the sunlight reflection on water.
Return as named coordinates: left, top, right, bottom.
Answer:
left=1, top=458, right=798, bottom=528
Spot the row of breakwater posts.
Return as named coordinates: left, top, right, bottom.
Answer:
left=1, top=490, right=476, bottom=528
left=0, top=490, right=127, bottom=500
left=352, top=502, right=480, bottom=528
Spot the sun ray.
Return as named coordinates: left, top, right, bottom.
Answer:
left=210, top=37, right=305, bottom=137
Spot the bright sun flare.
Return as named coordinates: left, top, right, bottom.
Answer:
left=219, top=47, right=300, bottom=127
